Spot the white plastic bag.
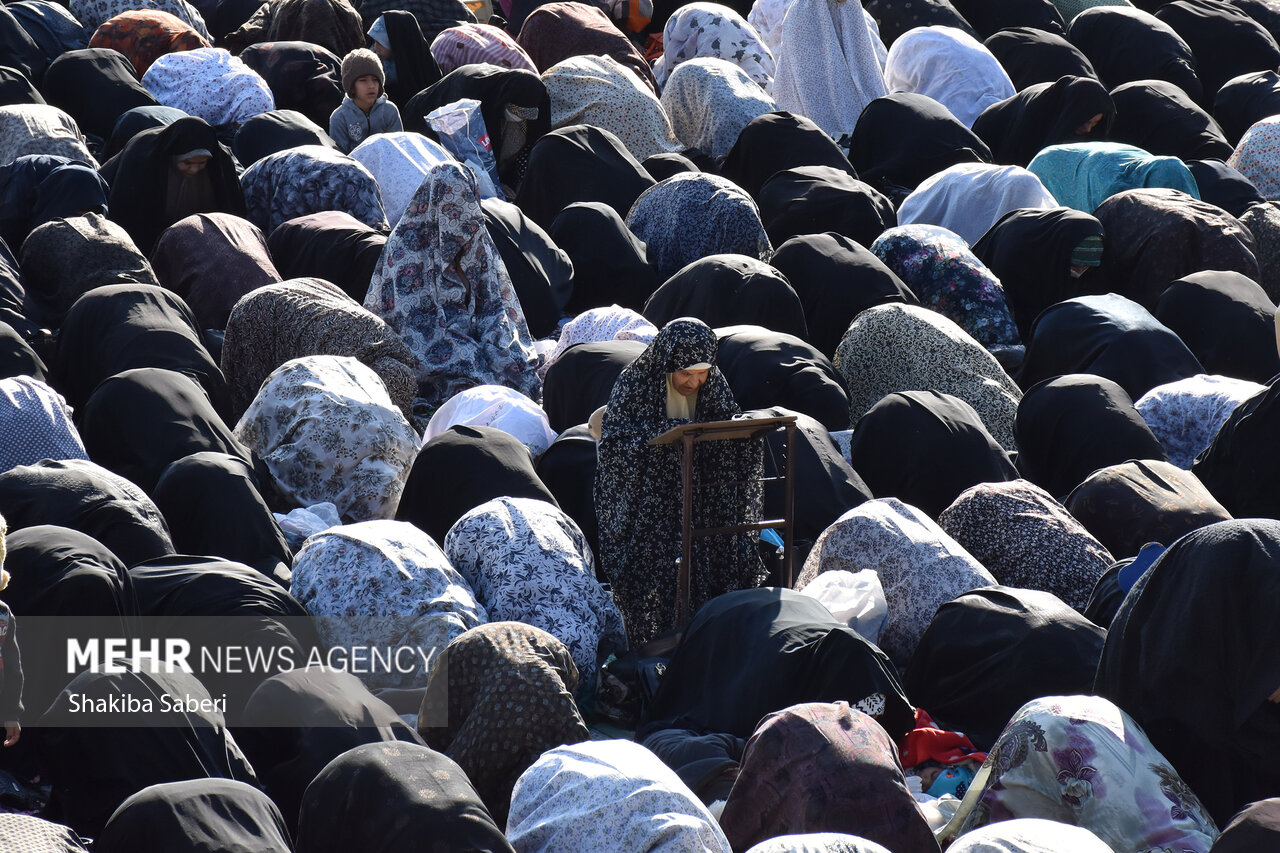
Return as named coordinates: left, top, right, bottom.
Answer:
left=800, top=569, right=888, bottom=643
left=425, top=97, right=504, bottom=200
left=274, top=502, right=342, bottom=549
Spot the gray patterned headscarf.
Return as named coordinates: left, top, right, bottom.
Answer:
left=626, top=172, right=773, bottom=281
left=833, top=303, right=1021, bottom=448
left=363, top=159, right=541, bottom=409
left=0, top=105, right=97, bottom=167
left=221, top=278, right=419, bottom=423
left=661, top=57, right=775, bottom=161
left=241, top=144, right=387, bottom=234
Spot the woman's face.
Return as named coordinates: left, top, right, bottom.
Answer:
left=1074, top=113, right=1105, bottom=135
left=176, top=154, right=211, bottom=178
left=672, top=368, right=710, bottom=396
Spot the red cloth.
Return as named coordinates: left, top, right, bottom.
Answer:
left=90, top=10, right=209, bottom=75
left=900, top=708, right=987, bottom=768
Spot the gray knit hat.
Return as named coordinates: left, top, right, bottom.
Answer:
left=341, top=48, right=384, bottom=97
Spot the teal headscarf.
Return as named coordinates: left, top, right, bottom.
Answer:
left=1029, top=141, right=1200, bottom=213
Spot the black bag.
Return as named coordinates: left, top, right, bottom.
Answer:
left=595, top=629, right=681, bottom=729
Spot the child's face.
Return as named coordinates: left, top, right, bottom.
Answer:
left=353, top=74, right=380, bottom=107
left=916, top=765, right=943, bottom=790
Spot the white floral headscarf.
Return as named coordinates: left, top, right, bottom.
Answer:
left=508, top=740, right=732, bottom=852
left=234, top=354, right=419, bottom=523
left=443, top=496, right=626, bottom=679
left=661, top=57, right=776, bottom=161
left=543, top=54, right=683, bottom=162
left=771, top=0, right=887, bottom=141
left=654, top=2, right=775, bottom=92
left=142, top=47, right=274, bottom=127
left=540, top=305, right=657, bottom=377
left=290, top=519, right=487, bottom=690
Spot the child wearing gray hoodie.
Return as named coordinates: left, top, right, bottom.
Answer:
left=330, top=48, right=402, bottom=153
